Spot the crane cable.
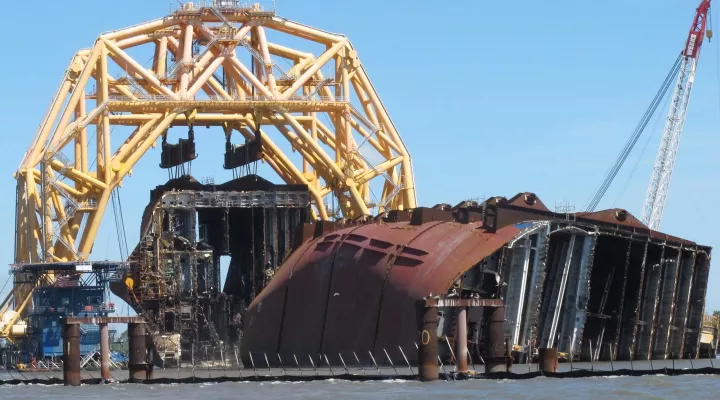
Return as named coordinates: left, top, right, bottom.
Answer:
left=612, top=88, right=673, bottom=208
left=584, top=53, right=683, bottom=212
left=111, top=188, right=129, bottom=261
left=0, top=275, right=11, bottom=303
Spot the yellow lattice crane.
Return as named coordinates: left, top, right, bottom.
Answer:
left=5, top=1, right=416, bottom=338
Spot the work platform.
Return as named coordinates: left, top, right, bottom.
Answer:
left=7, top=261, right=127, bottom=361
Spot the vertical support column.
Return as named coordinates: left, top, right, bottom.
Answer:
left=484, top=306, right=507, bottom=373
left=548, top=235, right=576, bottom=348
left=98, top=43, right=112, bottom=184
left=658, top=249, right=681, bottom=358
left=520, top=226, right=550, bottom=351
left=629, top=241, right=649, bottom=360
left=684, top=251, right=710, bottom=358
left=271, top=208, right=278, bottom=270
left=646, top=245, right=666, bottom=359
left=128, top=322, right=149, bottom=381
left=677, top=249, right=697, bottom=357
left=302, top=85, right=311, bottom=175
left=179, top=24, right=194, bottom=98
left=510, top=238, right=532, bottom=346
left=457, top=307, right=468, bottom=372
left=154, top=36, right=168, bottom=77
left=341, top=48, right=353, bottom=163
left=559, top=244, right=583, bottom=356
left=74, top=91, right=87, bottom=172
left=538, top=348, right=558, bottom=373
left=635, top=243, right=662, bottom=359
left=417, top=302, right=438, bottom=382
left=24, top=171, right=40, bottom=263
left=612, top=240, right=634, bottom=360
left=62, top=321, right=81, bottom=386
left=559, top=234, right=594, bottom=356
left=14, top=178, right=24, bottom=263
left=71, top=91, right=88, bottom=240
left=41, top=159, right=53, bottom=261
left=256, top=27, right=277, bottom=96
left=100, top=323, right=111, bottom=381
left=250, top=27, right=262, bottom=93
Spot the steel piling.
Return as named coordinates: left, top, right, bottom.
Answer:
left=62, top=321, right=81, bottom=387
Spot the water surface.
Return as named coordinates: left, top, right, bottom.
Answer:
left=2, top=374, right=718, bottom=399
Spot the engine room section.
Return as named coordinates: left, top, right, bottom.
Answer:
left=109, top=174, right=310, bottom=364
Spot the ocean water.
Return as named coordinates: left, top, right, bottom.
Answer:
left=1, top=374, right=719, bottom=400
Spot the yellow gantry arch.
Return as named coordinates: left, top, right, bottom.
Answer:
left=14, top=2, right=416, bottom=268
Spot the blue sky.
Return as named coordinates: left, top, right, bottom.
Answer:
left=1, top=0, right=719, bottom=312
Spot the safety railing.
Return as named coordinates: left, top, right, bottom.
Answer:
left=106, top=271, right=125, bottom=282
left=237, top=38, right=292, bottom=79
left=307, top=77, right=332, bottom=98
left=209, top=4, right=233, bottom=27
left=239, top=38, right=266, bottom=65
left=107, top=94, right=178, bottom=101
left=347, top=103, right=380, bottom=133
left=204, top=94, right=347, bottom=102
left=100, top=18, right=167, bottom=38
left=29, top=303, right=116, bottom=315
left=107, top=94, right=347, bottom=102
left=166, top=37, right=220, bottom=78
left=172, top=0, right=276, bottom=14
left=29, top=306, right=67, bottom=314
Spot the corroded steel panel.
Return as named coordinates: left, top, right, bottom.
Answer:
left=373, top=223, right=521, bottom=359
left=319, top=234, right=388, bottom=356
left=321, top=221, right=443, bottom=362
left=277, top=233, right=344, bottom=359
left=373, top=222, right=464, bottom=358
left=239, top=235, right=315, bottom=359
left=242, top=220, right=522, bottom=364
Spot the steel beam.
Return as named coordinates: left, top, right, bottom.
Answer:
left=422, top=298, right=504, bottom=308
left=629, top=241, right=649, bottom=360
left=611, top=240, right=634, bottom=360
left=647, top=245, right=666, bottom=359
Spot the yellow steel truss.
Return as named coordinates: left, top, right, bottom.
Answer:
left=8, top=2, right=416, bottom=328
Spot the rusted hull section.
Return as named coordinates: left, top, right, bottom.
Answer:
left=244, top=220, right=520, bottom=365
left=243, top=193, right=712, bottom=365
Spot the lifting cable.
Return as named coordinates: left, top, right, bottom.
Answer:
left=0, top=275, right=12, bottom=302
left=611, top=89, right=671, bottom=208
left=585, top=53, right=683, bottom=212
left=111, top=188, right=130, bottom=261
